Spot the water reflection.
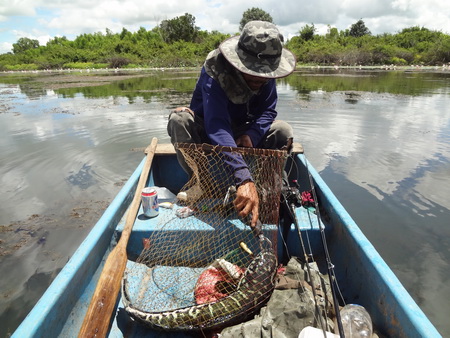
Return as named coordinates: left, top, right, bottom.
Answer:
left=275, top=79, right=450, bottom=212
left=284, top=69, right=450, bottom=96
left=0, top=69, right=449, bottom=336
left=66, top=163, right=97, bottom=190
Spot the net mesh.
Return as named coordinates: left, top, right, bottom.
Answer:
left=122, top=143, right=288, bottom=331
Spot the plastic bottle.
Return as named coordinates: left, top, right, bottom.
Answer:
left=340, top=304, right=373, bottom=337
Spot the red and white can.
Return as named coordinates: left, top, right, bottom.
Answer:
left=142, top=187, right=159, bottom=218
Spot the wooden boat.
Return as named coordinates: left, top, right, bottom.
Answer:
left=12, top=141, right=441, bottom=338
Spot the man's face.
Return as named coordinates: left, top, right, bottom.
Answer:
left=241, top=73, right=269, bottom=91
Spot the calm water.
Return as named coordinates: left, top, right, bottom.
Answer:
left=0, top=69, right=449, bottom=336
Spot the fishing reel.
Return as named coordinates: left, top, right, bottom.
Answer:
left=281, top=178, right=303, bottom=208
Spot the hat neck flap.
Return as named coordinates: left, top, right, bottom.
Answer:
left=204, top=49, right=257, bottom=104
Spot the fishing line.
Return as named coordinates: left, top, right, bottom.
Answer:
left=292, top=200, right=328, bottom=333
left=277, top=224, right=291, bottom=262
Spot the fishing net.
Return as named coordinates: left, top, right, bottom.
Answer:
left=122, top=143, right=287, bottom=331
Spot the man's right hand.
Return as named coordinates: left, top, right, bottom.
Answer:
left=233, top=181, right=259, bottom=227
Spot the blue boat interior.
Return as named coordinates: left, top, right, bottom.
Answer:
left=63, top=152, right=326, bottom=337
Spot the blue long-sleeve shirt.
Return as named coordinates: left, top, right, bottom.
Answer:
left=189, top=67, right=279, bottom=185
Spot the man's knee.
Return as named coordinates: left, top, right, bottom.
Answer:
left=167, top=107, right=206, bottom=146
left=169, top=108, right=194, bottom=124
left=272, top=120, right=293, bottom=140
left=167, top=109, right=194, bottom=136
left=268, top=120, right=293, bottom=150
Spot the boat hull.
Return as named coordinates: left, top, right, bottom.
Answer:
left=12, top=145, right=441, bottom=338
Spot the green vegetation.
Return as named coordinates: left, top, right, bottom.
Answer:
left=287, top=25, right=450, bottom=66
left=239, top=8, right=274, bottom=31
left=1, top=9, right=449, bottom=71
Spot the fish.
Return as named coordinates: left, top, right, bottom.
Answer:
left=122, top=249, right=278, bottom=331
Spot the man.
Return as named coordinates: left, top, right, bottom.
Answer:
left=167, top=20, right=296, bottom=227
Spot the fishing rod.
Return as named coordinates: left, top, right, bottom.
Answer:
left=303, top=154, right=346, bottom=338
left=280, top=161, right=345, bottom=338
left=280, top=180, right=328, bottom=333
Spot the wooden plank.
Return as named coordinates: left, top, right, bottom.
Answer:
left=78, top=138, right=158, bottom=338
left=132, top=144, right=175, bottom=154
left=155, top=143, right=176, bottom=155
left=291, top=142, right=304, bottom=154
left=136, top=143, right=304, bottom=155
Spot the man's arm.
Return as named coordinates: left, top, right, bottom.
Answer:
left=197, top=74, right=254, bottom=186
left=192, top=72, right=271, bottom=226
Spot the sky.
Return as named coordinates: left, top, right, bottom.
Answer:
left=1, top=0, right=450, bottom=55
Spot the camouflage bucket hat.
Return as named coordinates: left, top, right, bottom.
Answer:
left=219, top=20, right=296, bottom=79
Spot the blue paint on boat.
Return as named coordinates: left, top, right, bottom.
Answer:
left=12, top=147, right=441, bottom=338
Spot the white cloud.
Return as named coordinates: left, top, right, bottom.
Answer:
left=0, top=2, right=36, bottom=18
left=0, top=42, right=12, bottom=54
left=9, top=29, right=53, bottom=48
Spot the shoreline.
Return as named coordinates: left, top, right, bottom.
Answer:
left=1, top=64, right=449, bottom=90
left=1, top=63, right=448, bottom=76
left=0, top=67, right=200, bottom=89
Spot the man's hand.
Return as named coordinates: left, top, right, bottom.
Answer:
left=235, top=134, right=253, bottom=148
left=234, top=181, right=259, bottom=227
